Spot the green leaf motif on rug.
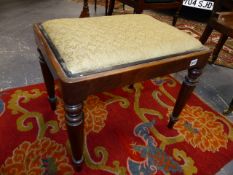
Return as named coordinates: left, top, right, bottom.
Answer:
left=7, top=89, right=59, bottom=138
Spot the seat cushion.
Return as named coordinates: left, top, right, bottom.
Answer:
left=42, top=14, right=204, bottom=76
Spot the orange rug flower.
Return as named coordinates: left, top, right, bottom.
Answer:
left=0, top=138, right=74, bottom=175
left=173, top=105, right=228, bottom=152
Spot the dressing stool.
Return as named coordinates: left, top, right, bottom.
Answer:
left=33, top=14, right=210, bottom=171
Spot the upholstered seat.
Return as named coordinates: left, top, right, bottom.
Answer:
left=42, top=14, right=203, bottom=76
left=200, top=0, right=233, bottom=64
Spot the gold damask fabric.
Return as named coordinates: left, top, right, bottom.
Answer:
left=42, top=14, right=204, bottom=75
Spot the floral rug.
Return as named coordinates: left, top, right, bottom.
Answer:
left=74, top=0, right=233, bottom=69
left=0, top=76, right=233, bottom=174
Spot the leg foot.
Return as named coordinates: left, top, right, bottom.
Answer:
left=48, top=97, right=57, bottom=111
left=72, top=156, right=84, bottom=171
left=223, top=98, right=233, bottom=115
left=167, top=114, right=179, bottom=128
left=168, top=68, right=202, bottom=128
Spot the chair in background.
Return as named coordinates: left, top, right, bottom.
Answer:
left=107, top=0, right=183, bottom=26
left=199, top=0, right=233, bottom=64
left=94, top=0, right=109, bottom=15
left=80, top=0, right=109, bottom=17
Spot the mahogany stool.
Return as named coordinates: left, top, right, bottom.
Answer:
left=33, top=14, right=210, bottom=171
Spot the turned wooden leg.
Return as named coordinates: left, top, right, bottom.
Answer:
left=223, top=98, right=233, bottom=115
left=65, top=103, right=84, bottom=171
left=80, top=0, right=90, bottom=18
left=199, top=24, right=213, bottom=44
left=172, top=6, right=181, bottom=26
left=38, top=50, right=57, bottom=111
left=168, top=68, right=202, bottom=128
left=107, top=0, right=115, bottom=15
left=210, top=34, right=228, bottom=64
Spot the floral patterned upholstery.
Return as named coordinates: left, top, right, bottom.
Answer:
left=42, top=14, right=204, bottom=75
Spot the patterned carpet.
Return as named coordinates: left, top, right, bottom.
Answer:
left=74, top=0, right=233, bottom=69
left=0, top=76, right=233, bottom=174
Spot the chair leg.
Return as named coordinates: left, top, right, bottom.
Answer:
left=95, top=0, right=97, bottom=13
left=199, top=24, right=213, bottom=44
left=38, top=50, right=57, bottom=111
left=172, top=14, right=178, bottom=26
left=168, top=68, right=202, bottom=128
left=107, top=0, right=115, bottom=15
left=223, top=98, right=233, bottom=115
left=210, top=34, right=228, bottom=64
left=80, top=0, right=90, bottom=18
left=133, top=8, right=143, bottom=14
left=65, top=103, right=84, bottom=171
left=105, top=0, right=108, bottom=15
left=172, top=6, right=181, bottom=26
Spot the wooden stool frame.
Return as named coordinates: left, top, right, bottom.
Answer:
left=33, top=24, right=210, bottom=171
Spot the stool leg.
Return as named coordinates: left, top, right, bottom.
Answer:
left=223, top=98, right=233, bottom=115
left=168, top=68, right=202, bottom=128
left=199, top=24, right=213, bottom=44
left=38, top=50, right=57, bottom=111
left=80, top=0, right=90, bottom=18
left=210, top=34, right=228, bottom=64
left=65, top=103, right=84, bottom=171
